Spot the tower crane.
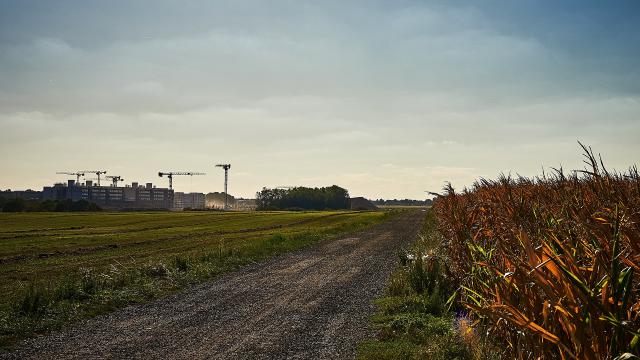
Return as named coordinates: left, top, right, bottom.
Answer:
left=56, top=171, right=85, bottom=184
left=106, top=175, right=124, bottom=187
left=82, top=178, right=101, bottom=186
left=82, top=170, right=107, bottom=186
left=158, top=172, right=205, bottom=190
left=215, top=164, right=231, bottom=210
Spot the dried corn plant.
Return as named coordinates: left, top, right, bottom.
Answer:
left=432, top=144, right=640, bottom=359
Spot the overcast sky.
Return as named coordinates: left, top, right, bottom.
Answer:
left=1, top=1, right=639, bottom=199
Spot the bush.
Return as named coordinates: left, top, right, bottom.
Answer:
left=172, top=256, right=190, bottom=272
left=16, top=285, right=49, bottom=317
left=80, top=269, right=100, bottom=295
left=142, top=262, right=170, bottom=278
left=53, top=278, right=82, bottom=301
left=267, top=233, right=286, bottom=247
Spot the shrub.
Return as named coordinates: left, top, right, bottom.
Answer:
left=143, top=262, right=170, bottom=278
left=172, top=256, right=190, bottom=272
left=16, top=285, right=49, bottom=317
left=266, top=233, right=286, bottom=247
left=80, top=269, right=100, bottom=295
left=53, top=278, right=82, bottom=301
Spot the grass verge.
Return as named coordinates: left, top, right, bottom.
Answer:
left=357, top=210, right=497, bottom=360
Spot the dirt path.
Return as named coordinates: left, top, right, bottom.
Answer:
left=3, top=210, right=425, bottom=360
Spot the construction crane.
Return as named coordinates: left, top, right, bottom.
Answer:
left=82, top=178, right=101, bottom=186
left=106, top=175, right=124, bottom=187
left=215, top=164, right=231, bottom=210
left=82, top=170, right=107, bottom=186
left=158, top=172, right=205, bottom=190
left=56, top=171, right=85, bottom=184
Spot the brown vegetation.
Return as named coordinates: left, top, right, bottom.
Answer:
left=432, top=145, right=640, bottom=359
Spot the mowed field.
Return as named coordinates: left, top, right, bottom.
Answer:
left=0, top=210, right=388, bottom=348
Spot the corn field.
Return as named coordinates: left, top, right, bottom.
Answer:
left=432, top=145, right=640, bottom=359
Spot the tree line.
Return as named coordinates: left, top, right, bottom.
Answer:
left=0, top=197, right=102, bottom=212
left=255, top=185, right=350, bottom=210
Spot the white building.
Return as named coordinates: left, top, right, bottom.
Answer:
left=174, top=192, right=205, bottom=210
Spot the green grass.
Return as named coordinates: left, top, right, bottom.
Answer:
left=0, top=210, right=389, bottom=350
left=357, top=210, right=496, bottom=360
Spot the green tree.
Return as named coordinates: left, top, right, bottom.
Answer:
left=256, top=186, right=350, bottom=211
left=3, top=198, right=25, bottom=212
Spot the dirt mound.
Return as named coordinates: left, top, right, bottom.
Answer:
left=350, top=197, right=378, bottom=211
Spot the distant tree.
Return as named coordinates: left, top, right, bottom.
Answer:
left=256, top=187, right=282, bottom=210
left=2, top=198, right=25, bottom=212
left=23, top=200, right=44, bottom=211
left=69, top=200, right=101, bottom=212
left=256, top=185, right=350, bottom=211
left=55, top=199, right=72, bottom=212
left=70, top=200, right=89, bottom=211
left=324, top=185, right=350, bottom=210
left=39, top=200, right=57, bottom=212
left=0, top=197, right=101, bottom=212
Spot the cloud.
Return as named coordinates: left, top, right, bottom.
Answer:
left=0, top=1, right=638, bottom=198
left=2, top=2, right=630, bottom=116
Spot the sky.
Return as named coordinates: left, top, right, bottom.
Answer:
left=1, top=0, right=639, bottom=199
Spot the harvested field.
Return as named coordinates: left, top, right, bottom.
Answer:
left=0, top=210, right=388, bottom=349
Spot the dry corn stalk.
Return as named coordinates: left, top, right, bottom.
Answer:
left=433, top=144, right=640, bottom=359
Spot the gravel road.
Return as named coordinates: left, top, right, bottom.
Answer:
left=3, top=210, right=425, bottom=360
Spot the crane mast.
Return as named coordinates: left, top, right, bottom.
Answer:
left=106, top=175, right=124, bottom=187
left=215, top=164, right=231, bottom=210
left=82, top=170, right=107, bottom=186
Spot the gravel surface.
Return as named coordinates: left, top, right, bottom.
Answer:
left=2, top=210, right=425, bottom=360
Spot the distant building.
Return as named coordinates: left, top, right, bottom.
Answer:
left=205, top=192, right=256, bottom=211
left=205, top=192, right=235, bottom=209
left=174, top=192, right=205, bottom=210
left=42, top=180, right=173, bottom=210
left=173, top=192, right=184, bottom=209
